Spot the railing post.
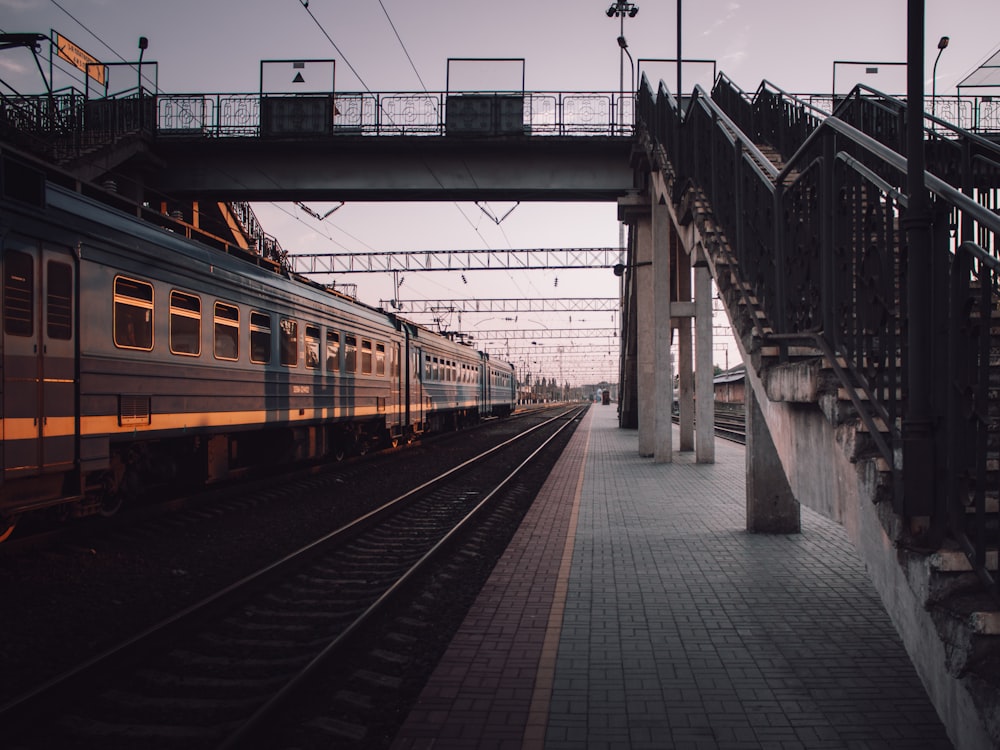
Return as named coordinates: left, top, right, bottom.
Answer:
left=930, top=202, right=953, bottom=538
left=772, top=182, right=785, bottom=336
left=821, top=131, right=837, bottom=346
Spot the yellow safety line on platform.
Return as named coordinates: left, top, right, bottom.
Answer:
left=523, top=407, right=592, bottom=750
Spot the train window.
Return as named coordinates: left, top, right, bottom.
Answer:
left=345, top=334, right=357, bottom=373
left=326, top=330, right=340, bottom=372
left=305, top=325, right=320, bottom=369
left=375, top=343, right=386, bottom=376
left=250, top=311, right=271, bottom=364
left=361, top=339, right=373, bottom=375
left=4, top=250, right=33, bottom=337
left=46, top=261, right=72, bottom=340
left=169, top=290, right=201, bottom=356
left=214, top=302, right=239, bottom=360
left=113, top=276, right=153, bottom=350
left=279, top=317, right=298, bottom=366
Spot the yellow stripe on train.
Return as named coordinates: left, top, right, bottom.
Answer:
left=78, top=405, right=388, bottom=435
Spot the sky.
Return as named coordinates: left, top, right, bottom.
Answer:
left=1, top=0, right=997, bottom=386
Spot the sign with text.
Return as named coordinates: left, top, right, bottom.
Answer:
left=54, top=31, right=106, bottom=86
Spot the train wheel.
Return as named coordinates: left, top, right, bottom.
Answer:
left=333, top=445, right=347, bottom=462
left=0, top=516, right=17, bottom=544
left=99, top=490, right=124, bottom=517
left=357, top=440, right=370, bottom=457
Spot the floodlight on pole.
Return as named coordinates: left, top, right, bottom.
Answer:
left=606, top=1, right=638, bottom=134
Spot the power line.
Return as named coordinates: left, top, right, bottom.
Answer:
left=49, top=0, right=128, bottom=63
left=376, top=0, right=427, bottom=91
left=295, top=0, right=370, bottom=92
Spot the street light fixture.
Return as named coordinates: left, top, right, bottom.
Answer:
left=137, top=36, right=148, bottom=130
left=606, top=1, right=638, bottom=134
left=932, top=35, right=950, bottom=122
left=617, top=35, right=635, bottom=98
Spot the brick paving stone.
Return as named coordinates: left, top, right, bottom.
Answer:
left=391, top=406, right=956, bottom=749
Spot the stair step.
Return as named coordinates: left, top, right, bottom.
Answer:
left=930, top=548, right=999, bottom=574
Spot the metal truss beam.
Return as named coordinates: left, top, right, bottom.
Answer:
left=466, top=327, right=618, bottom=340
left=390, top=298, right=619, bottom=313
left=290, top=247, right=624, bottom=275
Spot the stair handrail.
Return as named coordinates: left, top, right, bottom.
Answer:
left=638, top=74, right=1000, bottom=537
left=781, top=114, right=1000, bottom=236
left=948, top=240, right=1000, bottom=593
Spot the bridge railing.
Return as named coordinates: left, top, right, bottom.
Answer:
left=1, top=89, right=636, bottom=142
left=638, top=74, right=1000, bottom=593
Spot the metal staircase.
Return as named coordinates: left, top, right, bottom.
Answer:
left=635, top=72, right=1000, bottom=748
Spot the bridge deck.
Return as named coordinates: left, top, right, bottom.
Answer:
left=391, top=405, right=953, bottom=749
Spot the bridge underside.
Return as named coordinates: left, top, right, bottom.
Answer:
left=139, top=136, right=637, bottom=202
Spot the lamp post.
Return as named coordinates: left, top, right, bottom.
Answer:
left=137, top=36, right=148, bottom=94
left=932, top=35, right=949, bottom=122
left=137, top=36, right=148, bottom=131
left=617, top=35, right=635, bottom=107
left=606, top=0, right=638, bottom=134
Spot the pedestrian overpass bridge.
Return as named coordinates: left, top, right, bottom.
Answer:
left=2, top=70, right=1000, bottom=748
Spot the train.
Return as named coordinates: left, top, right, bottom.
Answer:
left=0, top=150, right=517, bottom=542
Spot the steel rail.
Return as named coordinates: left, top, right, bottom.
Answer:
left=221, top=404, right=586, bottom=748
left=0, top=405, right=584, bottom=747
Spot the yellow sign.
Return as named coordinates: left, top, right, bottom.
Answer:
left=54, top=32, right=106, bottom=86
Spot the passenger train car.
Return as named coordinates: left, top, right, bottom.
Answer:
left=0, top=152, right=516, bottom=541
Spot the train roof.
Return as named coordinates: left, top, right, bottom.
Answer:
left=2, top=147, right=513, bottom=368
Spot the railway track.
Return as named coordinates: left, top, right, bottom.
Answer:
left=673, top=404, right=746, bottom=444
left=0, top=405, right=557, bottom=556
left=2, top=405, right=586, bottom=749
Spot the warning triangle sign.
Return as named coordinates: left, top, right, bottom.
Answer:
left=292, top=72, right=305, bottom=83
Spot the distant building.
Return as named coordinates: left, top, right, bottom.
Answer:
left=713, top=364, right=745, bottom=404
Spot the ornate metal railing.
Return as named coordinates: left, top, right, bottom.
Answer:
left=637, top=72, right=1000, bottom=593
left=1, top=89, right=635, bottom=142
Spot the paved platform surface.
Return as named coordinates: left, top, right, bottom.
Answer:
left=391, top=405, right=954, bottom=749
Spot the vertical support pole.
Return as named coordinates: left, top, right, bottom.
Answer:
left=902, top=0, right=934, bottom=524
left=676, top=224, right=695, bottom=451
left=634, top=208, right=655, bottom=457
left=653, top=196, right=674, bottom=463
left=620, top=246, right=639, bottom=428
left=677, top=321, right=694, bottom=451
left=746, top=386, right=800, bottom=533
left=694, top=253, right=714, bottom=463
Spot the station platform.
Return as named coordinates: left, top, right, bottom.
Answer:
left=390, top=405, right=954, bottom=750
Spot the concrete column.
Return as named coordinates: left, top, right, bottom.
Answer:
left=677, top=320, right=694, bottom=450
left=652, top=198, right=673, bottom=462
left=746, top=386, right=800, bottom=533
left=694, top=261, right=715, bottom=463
left=677, top=224, right=695, bottom=451
left=634, top=211, right=655, bottom=457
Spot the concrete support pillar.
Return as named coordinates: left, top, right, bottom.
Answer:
left=652, top=198, right=673, bottom=463
left=746, top=386, right=801, bottom=533
left=694, top=260, right=715, bottom=463
left=676, top=225, right=695, bottom=452
left=677, top=319, right=693, bottom=451
left=634, top=211, right=655, bottom=457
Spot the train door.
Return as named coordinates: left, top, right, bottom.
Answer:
left=411, top=344, right=425, bottom=430
left=390, top=340, right=401, bottom=428
left=481, top=361, right=490, bottom=414
left=2, top=239, right=77, bottom=480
